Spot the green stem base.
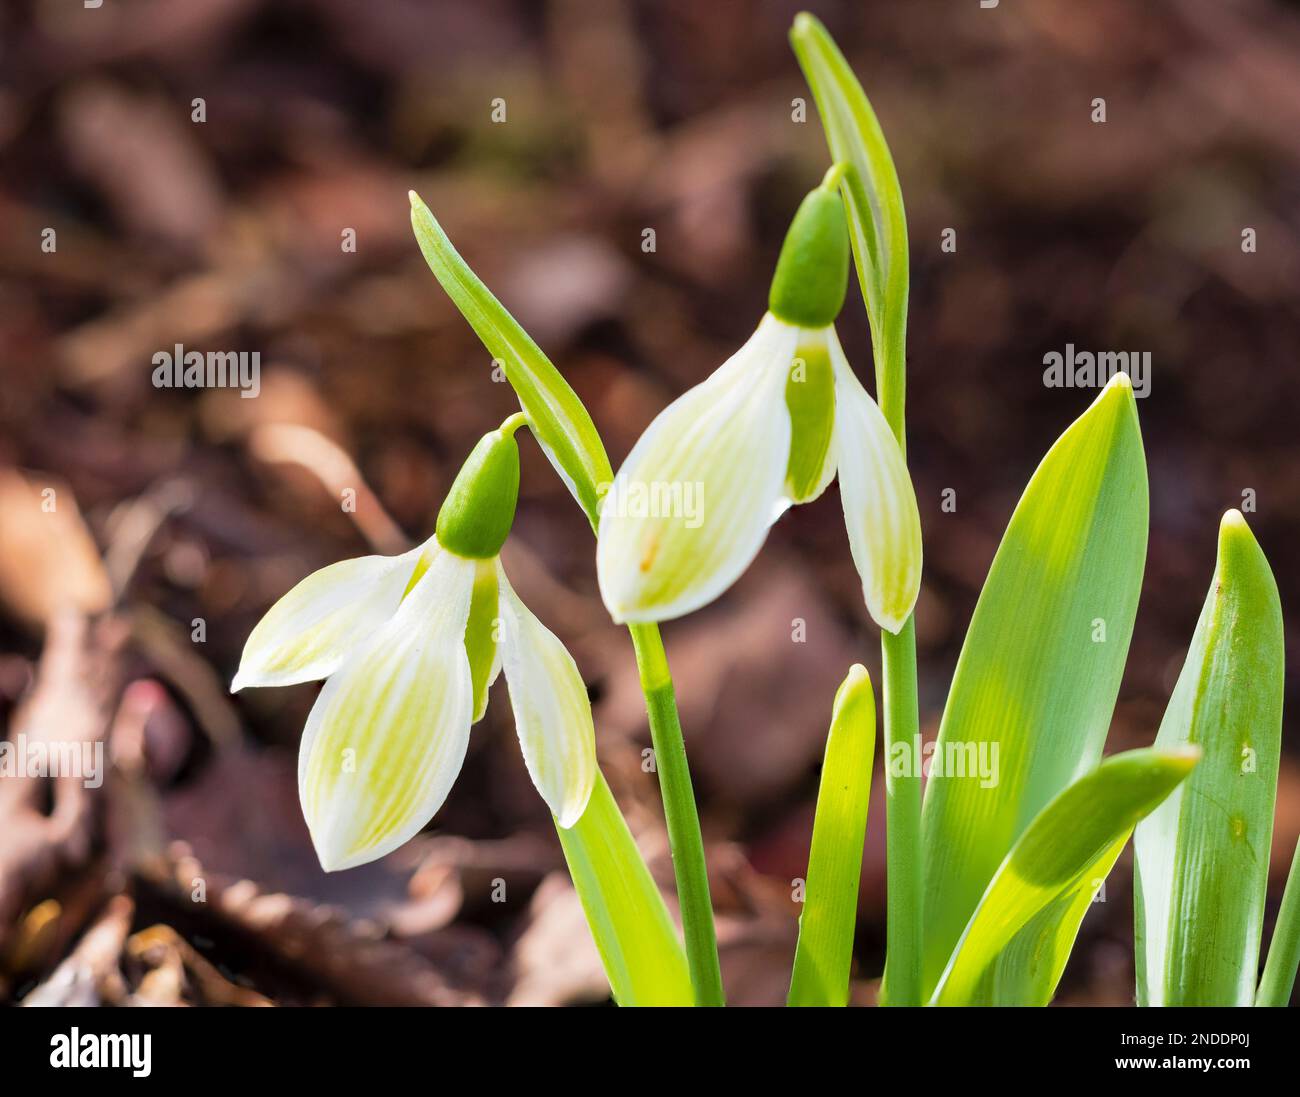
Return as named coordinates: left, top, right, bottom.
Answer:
left=628, top=622, right=725, bottom=1006
left=880, top=618, right=923, bottom=1006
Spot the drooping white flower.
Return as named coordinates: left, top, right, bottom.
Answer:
left=596, top=175, right=921, bottom=632
left=233, top=423, right=597, bottom=871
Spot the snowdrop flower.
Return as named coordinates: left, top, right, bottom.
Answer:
left=233, top=417, right=597, bottom=871
left=596, top=168, right=922, bottom=631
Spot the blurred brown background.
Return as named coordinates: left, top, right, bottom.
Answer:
left=0, top=0, right=1297, bottom=1005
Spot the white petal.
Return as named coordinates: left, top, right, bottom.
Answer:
left=828, top=328, right=923, bottom=633
left=232, top=541, right=433, bottom=691
left=497, top=563, right=596, bottom=828
left=596, top=313, right=797, bottom=622
left=298, top=548, right=476, bottom=871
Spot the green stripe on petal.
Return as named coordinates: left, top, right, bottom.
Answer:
left=497, top=563, right=597, bottom=828
left=232, top=543, right=429, bottom=691
left=465, top=557, right=502, bottom=722
left=596, top=313, right=796, bottom=623
left=784, top=331, right=838, bottom=504
left=298, top=548, right=476, bottom=872
left=827, top=329, right=921, bottom=633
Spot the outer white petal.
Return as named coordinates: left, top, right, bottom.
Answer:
left=232, top=541, right=433, bottom=691
left=297, top=548, right=476, bottom=871
left=496, top=563, right=596, bottom=828
left=828, top=327, right=923, bottom=633
left=596, top=313, right=797, bottom=622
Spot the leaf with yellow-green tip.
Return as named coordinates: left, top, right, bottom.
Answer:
left=556, top=773, right=693, bottom=1006
left=788, top=665, right=875, bottom=1007
left=789, top=12, right=908, bottom=428
left=932, top=747, right=1199, bottom=1006
left=409, top=191, right=613, bottom=530
left=919, top=375, right=1148, bottom=1001
left=1134, top=510, right=1285, bottom=1006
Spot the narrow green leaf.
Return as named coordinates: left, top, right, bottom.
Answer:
left=1134, top=510, right=1285, bottom=1006
left=788, top=665, right=876, bottom=1007
left=1257, top=837, right=1300, bottom=1006
left=556, top=771, right=693, bottom=1006
left=789, top=12, right=909, bottom=435
left=919, top=375, right=1149, bottom=1000
left=932, top=747, right=1199, bottom=1006
left=409, top=191, right=613, bottom=529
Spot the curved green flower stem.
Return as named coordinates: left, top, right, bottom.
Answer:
left=628, top=622, right=725, bottom=1006
left=1257, top=837, right=1300, bottom=1006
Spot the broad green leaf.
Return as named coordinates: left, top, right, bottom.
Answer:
left=919, top=375, right=1148, bottom=999
left=409, top=191, right=613, bottom=529
left=1257, top=837, right=1300, bottom=1006
left=556, top=771, right=693, bottom=1006
left=789, top=12, right=909, bottom=437
left=1134, top=510, right=1285, bottom=1006
left=932, top=747, right=1198, bottom=1006
left=788, top=665, right=876, bottom=1007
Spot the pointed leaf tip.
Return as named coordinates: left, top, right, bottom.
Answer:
left=1104, top=369, right=1133, bottom=393
left=1216, top=507, right=1262, bottom=569
left=409, top=198, right=612, bottom=528
left=1159, top=744, right=1202, bottom=771
left=788, top=661, right=875, bottom=1006
left=1093, top=369, right=1138, bottom=414
left=1221, top=507, right=1247, bottom=533
left=1215, top=507, right=1276, bottom=602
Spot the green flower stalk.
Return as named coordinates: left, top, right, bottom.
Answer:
left=232, top=416, right=597, bottom=870
left=595, top=168, right=922, bottom=633
left=790, top=12, right=924, bottom=1005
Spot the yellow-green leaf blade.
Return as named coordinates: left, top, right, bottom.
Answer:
left=409, top=192, right=613, bottom=529
left=932, top=747, right=1198, bottom=1006
left=789, top=12, right=909, bottom=429
left=1134, top=510, right=1285, bottom=1006
left=788, top=665, right=876, bottom=1007
left=556, top=771, right=693, bottom=1006
left=919, top=376, right=1149, bottom=999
